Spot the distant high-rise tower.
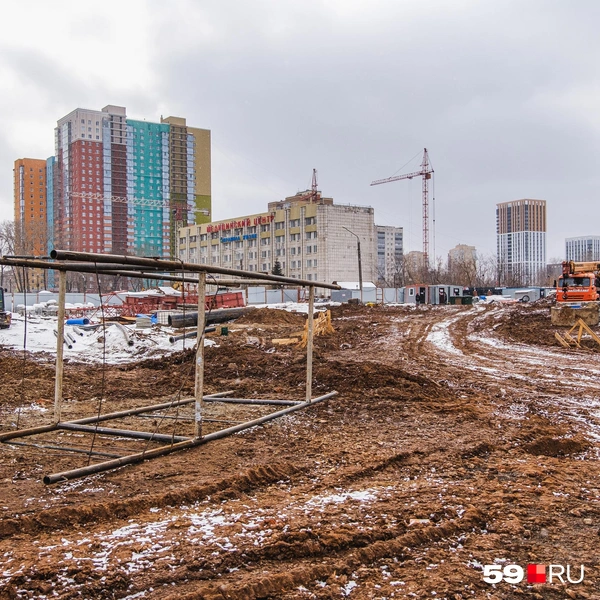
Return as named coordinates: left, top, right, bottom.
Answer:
left=565, top=236, right=600, bottom=262
left=13, top=157, right=49, bottom=290
left=496, top=199, right=546, bottom=285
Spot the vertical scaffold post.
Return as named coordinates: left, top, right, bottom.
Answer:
left=195, top=272, right=206, bottom=438
left=306, top=285, right=315, bottom=403
left=54, top=270, right=67, bottom=423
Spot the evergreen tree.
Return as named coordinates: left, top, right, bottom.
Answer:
left=272, top=259, right=283, bottom=276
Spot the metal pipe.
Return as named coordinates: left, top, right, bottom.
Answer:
left=169, top=326, right=216, bottom=344
left=54, top=271, right=66, bottom=423
left=195, top=272, right=206, bottom=438
left=6, top=440, right=121, bottom=459
left=0, top=258, right=327, bottom=289
left=306, top=285, right=315, bottom=402
left=167, top=307, right=249, bottom=328
left=54, top=329, right=72, bottom=349
left=113, top=322, right=134, bottom=346
left=44, top=391, right=338, bottom=484
left=0, top=394, right=234, bottom=441
left=203, top=398, right=302, bottom=406
left=65, top=331, right=77, bottom=345
left=0, top=423, right=58, bottom=442
left=67, top=391, right=234, bottom=425
left=58, top=422, right=190, bottom=443
left=49, top=249, right=341, bottom=290
left=137, top=415, right=243, bottom=425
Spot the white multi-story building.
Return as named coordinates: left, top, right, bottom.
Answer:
left=178, top=190, right=378, bottom=288
left=496, top=199, right=546, bottom=285
left=565, top=236, right=600, bottom=262
left=376, top=225, right=403, bottom=285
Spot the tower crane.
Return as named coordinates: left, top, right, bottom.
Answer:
left=371, top=148, right=434, bottom=266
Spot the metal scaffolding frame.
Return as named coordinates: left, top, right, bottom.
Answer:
left=0, top=251, right=341, bottom=484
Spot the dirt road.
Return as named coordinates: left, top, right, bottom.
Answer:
left=0, top=303, right=599, bottom=599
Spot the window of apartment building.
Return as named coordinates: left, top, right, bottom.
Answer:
left=260, top=224, right=270, bottom=232
left=290, top=233, right=300, bottom=242
left=248, top=226, right=256, bottom=234
left=248, top=239, right=257, bottom=247
left=307, top=274, right=313, bottom=281
left=290, top=247, right=296, bottom=255
left=306, top=231, right=317, bottom=239
left=200, top=234, right=207, bottom=241
left=289, top=219, right=300, bottom=228
left=291, top=261, right=297, bottom=268
left=235, top=228, right=243, bottom=236
left=211, top=232, right=219, bottom=239
left=275, top=234, right=286, bottom=243
left=260, top=237, right=271, bottom=246
left=274, top=221, right=284, bottom=229
left=305, top=217, right=316, bottom=225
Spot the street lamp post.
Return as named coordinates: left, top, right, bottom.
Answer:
left=343, top=226, right=363, bottom=303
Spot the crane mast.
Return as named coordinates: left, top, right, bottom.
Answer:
left=371, top=148, right=434, bottom=266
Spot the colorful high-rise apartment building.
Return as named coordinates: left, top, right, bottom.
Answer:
left=52, top=105, right=211, bottom=258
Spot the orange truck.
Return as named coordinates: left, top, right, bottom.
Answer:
left=557, top=261, right=600, bottom=302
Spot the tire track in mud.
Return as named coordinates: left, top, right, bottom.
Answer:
left=422, top=305, right=600, bottom=444
left=0, top=440, right=494, bottom=599
left=0, top=462, right=300, bottom=540
left=162, top=507, right=486, bottom=600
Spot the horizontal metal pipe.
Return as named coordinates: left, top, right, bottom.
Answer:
left=6, top=440, right=121, bottom=459
left=138, top=415, right=242, bottom=425
left=0, top=259, right=314, bottom=289
left=0, top=423, right=58, bottom=442
left=49, top=249, right=341, bottom=290
left=58, top=423, right=190, bottom=443
left=0, top=392, right=234, bottom=443
left=44, top=391, right=338, bottom=484
left=168, top=307, right=249, bottom=328
left=68, top=392, right=233, bottom=425
left=203, top=398, right=303, bottom=406
left=169, top=326, right=216, bottom=344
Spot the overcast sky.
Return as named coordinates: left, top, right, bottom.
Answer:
left=1, top=0, right=599, bottom=262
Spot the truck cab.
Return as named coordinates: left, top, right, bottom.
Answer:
left=557, top=262, right=600, bottom=302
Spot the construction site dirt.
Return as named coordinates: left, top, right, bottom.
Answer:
left=1, top=302, right=599, bottom=599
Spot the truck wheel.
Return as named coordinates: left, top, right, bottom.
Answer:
left=521, top=295, right=530, bottom=302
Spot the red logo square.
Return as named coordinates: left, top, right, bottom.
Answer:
left=527, top=564, right=546, bottom=584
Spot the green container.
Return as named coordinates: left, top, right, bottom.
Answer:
left=220, top=326, right=229, bottom=336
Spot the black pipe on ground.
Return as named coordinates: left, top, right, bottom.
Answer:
left=168, top=307, right=250, bottom=327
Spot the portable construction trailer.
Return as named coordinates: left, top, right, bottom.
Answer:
left=404, top=284, right=429, bottom=305
left=429, top=285, right=452, bottom=305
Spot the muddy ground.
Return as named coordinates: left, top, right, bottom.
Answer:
left=1, top=302, right=599, bottom=599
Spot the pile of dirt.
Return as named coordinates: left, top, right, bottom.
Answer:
left=235, top=308, right=306, bottom=326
